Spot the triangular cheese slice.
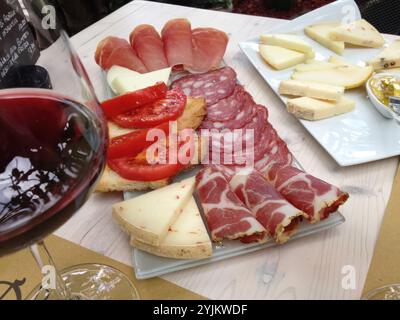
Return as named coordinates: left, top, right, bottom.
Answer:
left=368, top=40, right=400, bottom=70
left=329, top=19, right=384, bottom=48
left=130, top=197, right=212, bottom=259
left=113, top=177, right=195, bottom=246
left=304, top=21, right=345, bottom=54
left=260, top=34, right=314, bottom=57
left=259, top=44, right=307, bottom=70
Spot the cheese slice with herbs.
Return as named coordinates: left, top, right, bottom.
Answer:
left=113, top=177, right=196, bottom=246
left=279, top=79, right=344, bottom=101
left=367, top=40, right=400, bottom=70
left=259, top=44, right=307, bottom=70
left=287, top=96, right=355, bottom=120
left=304, top=22, right=345, bottom=54
left=329, top=19, right=384, bottom=48
left=130, top=197, right=212, bottom=259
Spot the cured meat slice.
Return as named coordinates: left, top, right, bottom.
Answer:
left=206, top=85, right=247, bottom=122
left=161, top=18, right=194, bottom=69
left=201, top=94, right=257, bottom=130
left=230, top=170, right=305, bottom=243
left=129, top=24, right=169, bottom=71
left=189, top=28, right=229, bottom=73
left=196, top=166, right=267, bottom=242
left=171, top=67, right=237, bottom=105
left=95, top=37, right=148, bottom=73
left=263, top=164, right=349, bottom=223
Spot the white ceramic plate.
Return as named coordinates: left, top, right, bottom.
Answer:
left=239, top=0, right=400, bottom=166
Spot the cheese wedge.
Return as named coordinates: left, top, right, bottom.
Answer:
left=112, top=177, right=196, bottom=246
left=260, top=34, right=313, bottom=54
left=304, top=22, right=345, bottom=54
left=259, top=44, right=307, bottom=70
left=279, top=80, right=344, bottom=101
left=291, top=64, right=373, bottom=89
left=130, top=197, right=212, bottom=259
left=295, top=60, right=339, bottom=72
left=329, top=19, right=384, bottom=48
left=107, top=66, right=139, bottom=91
left=367, top=40, right=400, bottom=70
left=110, top=66, right=171, bottom=95
left=287, top=96, right=355, bottom=120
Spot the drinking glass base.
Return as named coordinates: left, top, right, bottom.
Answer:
left=26, top=263, right=140, bottom=300
left=362, top=284, right=400, bottom=300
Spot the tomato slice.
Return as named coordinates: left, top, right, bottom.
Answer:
left=107, top=122, right=170, bottom=159
left=101, top=82, right=168, bottom=119
left=112, top=89, right=186, bottom=128
left=108, top=135, right=194, bottom=181
left=108, top=159, right=184, bottom=182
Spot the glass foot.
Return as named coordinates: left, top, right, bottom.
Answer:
left=362, top=284, right=400, bottom=300
left=26, top=263, right=140, bottom=300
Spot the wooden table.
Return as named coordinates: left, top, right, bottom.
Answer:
left=56, top=0, right=399, bottom=299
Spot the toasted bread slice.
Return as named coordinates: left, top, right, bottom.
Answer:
left=108, top=97, right=207, bottom=139
left=96, top=98, right=207, bottom=192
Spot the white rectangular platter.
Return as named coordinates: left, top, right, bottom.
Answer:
left=239, top=0, right=400, bottom=166
left=125, top=168, right=345, bottom=280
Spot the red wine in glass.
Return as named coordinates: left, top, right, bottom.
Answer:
left=0, top=89, right=107, bottom=256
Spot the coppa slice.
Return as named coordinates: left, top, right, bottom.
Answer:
left=329, top=19, right=384, bottom=48
left=171, top=67, right=237, bottom=105
left=304, top=22, right=345, bottom=55
left=113, top=177, right=196, bottom=246
left=162, top=18, right=194, bottom=69
left=95, top=37, right=148, bottom=73
left=230, top=170, right=305, bottom=243
left=130, top=197, right=212, bottom=259
left=259, top=44, right=307, bottom=70
left=196, top=166, right=267, bottom=242
left=262, top=164, right=349, bottom=223
left=189, top=27, right=229, bottom=73
left=130, top=24, right=169, bottom=72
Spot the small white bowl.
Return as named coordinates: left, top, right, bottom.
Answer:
left=366, top=73, right=400, bottom=120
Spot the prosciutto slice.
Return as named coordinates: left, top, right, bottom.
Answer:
left=161, top=18, right=194, bottom=69
left=230, top=170, right=305, bottom=243
left=196, top=166, right=267, bottom=242
left=263, top=164, right=349, bottom=223
left=189, top=28, right=229, bottom=73
left=129, top=24, right=169, bottom=71
left=95, top=37, right=147, bottom=73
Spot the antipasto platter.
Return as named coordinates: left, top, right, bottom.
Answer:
left=94, top=14, right=351, bottom=279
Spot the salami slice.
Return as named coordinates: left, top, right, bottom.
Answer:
left=230, top=170, right=305, bottom=243
left=196, top=166, right=267, bottom=242
left=206, top=85, right=247, bottom=122
left=171, top=67, right=237, bottom=105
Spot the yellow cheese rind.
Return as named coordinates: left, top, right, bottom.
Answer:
left=304, top=22, right=345, bottom=54
left=367, top=40, right=400, bottom=70
left=112, top=177, right=196, bottom=246
left=329, top=19, right=384, bottom=48
left=130, top=198, right=212, bottom=260
left=279, top=79, right=344, bottom=101
left=287, top=96, right=355, bottom=120
left=111, top=67, right=172, bottom=95
left=259, top=44, right=307, bottom=70
left=260, top=34, right=313, bottom=54
left=291, top=64, right=373, bottom=89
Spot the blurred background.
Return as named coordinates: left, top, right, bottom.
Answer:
left=22, top=0, right=400, bottom=36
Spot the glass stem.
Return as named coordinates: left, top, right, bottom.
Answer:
left=29, top=240, right=73, bottom=300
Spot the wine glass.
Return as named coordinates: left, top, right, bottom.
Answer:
left=0, top=1, right=139, bottom=300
